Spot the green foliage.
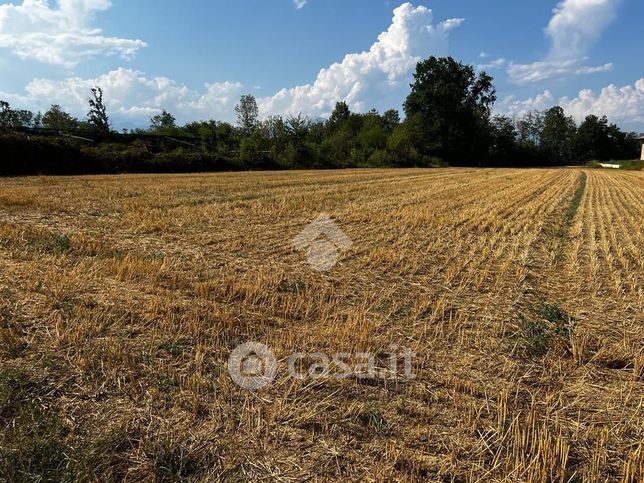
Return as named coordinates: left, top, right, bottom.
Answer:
left=619, top=160, right=644, bottom=170
left=43, top=104, right=80, bottom=131
left=517, top=303, right=574, bottom=356
left=0, top=56, right=640, bottom=174
left=235, top=94, right=259, bottom=134
left=238, top=130, right=271, bottom=169
left=565, top=173, right=587, bottom=227
left=489, top=115, right=519, bottom=166
left=358, top=407, right=393, bottom=436
left=87, top=86, right=111, bottom=133
left=0, top=132, right=88, bottom=175
left=329, top=101, right=351, bottom=125
left=382, top=109, right=400, bottom=132
left=54, top=234, right=71, bottom=253
left=149, top=110, right=178, bottom=133
left=404, top=56, right=496, bottom=164
left=0, top=100, right=34, bottom=130
left=0, top=369, right=70, bottom=482
left=540, top=107, right=577, bottom=165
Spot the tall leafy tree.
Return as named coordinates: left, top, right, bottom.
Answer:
left=574, top=115, right=611, bottom=162
left=404, top=56, right=496, bottom=164
left=489, top=115, right=518, bottom=166
left=540, top=106, right=577, bottom=165
left=235, top=94, right=259, bottom=134
left=0, top=101, right=34, bottom=129
left=405, top=57, right=496, bottom=164
left=610, top=128, right=641, bottom=160
left=516, top=111, right=544, bottom=148
left=0, top=101, right=13, bottom=130
left=382, top=109, right=400, bottom=132
left=43, top=105, right=79, bottom=131
left=33, top=111, right=43, bottom=129
left=328, top=101, right=351, bottom=126
left=149, top=110, right=177, bottom=132
left=87, top=87, right=110, bottom=133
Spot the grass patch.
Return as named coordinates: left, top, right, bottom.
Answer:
left=564, top=172, right=587, bottom=227
left=148, top=439, right=207, bottom=481
left=517, top=303, right=575, bottom=357
left=53, top=233, right=71, bottom=253
left=0, top=369, right=70, bottom=482
left=358, top=407, right=393, bottom=436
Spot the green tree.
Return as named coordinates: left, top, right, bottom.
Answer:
left=354, top=111, right=387, bottom=164
left=13, top=109, right=33, bottom=127
left=404, top=56, right=496, bottom=164
left=238, top=130, right=269, bottom=168
left=87, top=87, right=110, bottom=133
left=149, top=110, right=177, bottom=132
left=0, top=101, right=34, bottom=129
left=0, top=101, right=13, bottom=130
left=387, top=118, right=423, bottom=167
left=489, top=115, right=518, bottom=166
left=235, top=94, right=259, bottom=134
left=328, top=101, right=351, bottom=126
left=43, top=105, right=79, bottom=131
left=516, top=111, right=543, bottom=148
left=382, top=109, right=400, bottom=132
left=610, top=128, right=641, bottom=160
left=321, top=129, right=353, bottom=167
left=574, top=115, right=611, bottom=162
left=540, top=106, right=576, bottom=165
left=33, top=111, right=43, bottom=128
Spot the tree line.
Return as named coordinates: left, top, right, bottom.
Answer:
left=1, top=57, right=641, bottom=175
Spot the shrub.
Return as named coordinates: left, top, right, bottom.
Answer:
left=619, top=160, right=644, bottom=171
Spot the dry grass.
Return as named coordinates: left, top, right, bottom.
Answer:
left=0, top=168, right=642, bottom=482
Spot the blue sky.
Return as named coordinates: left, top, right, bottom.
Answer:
left=1, top=0, right=643, bottom=130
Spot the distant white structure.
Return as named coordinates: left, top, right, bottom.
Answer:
left=599, top=163, right=621, bottom=169
left=639, top=134, right=644, bottom=161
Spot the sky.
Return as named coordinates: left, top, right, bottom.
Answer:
left=0, top=0, right=643, bottom=131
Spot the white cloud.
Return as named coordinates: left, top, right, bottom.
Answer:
left=0, top=0, right=146, bottom=67
left=507, top=59, right=613, bottom=84
left=500, top=91, right=556, bottom=117
left=546, top=0, right=619, bottom=60
left=23, top=68, right=243, bottom=123
left=477, top=57, right=507, bottom=71
left=501, top=78, right=644, bottom=126
left=561, top=79, right=644, bottom=125
left=293, top=0, right=306, bottom=9
left=9, top=2, right=463, bottom=125
left=507, top=0, right=619, bottom=84
left=259, top=2, right=463, bottom=117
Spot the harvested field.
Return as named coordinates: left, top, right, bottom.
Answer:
left=0, top=168, right=642, bottom=481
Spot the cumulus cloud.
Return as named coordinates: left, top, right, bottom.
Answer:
left=0, top=0, right=147, bottom=67
left=501, top=78, right=644, bottom=126
left=24, top=68, right=243, bottom=122
left=10, top=2, right=462, bottom=125
left=499, top=91, right=557, bottom=117
left=258, top=2, right=464, bottom=117
left=507, top=0, right=619, bottom=84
